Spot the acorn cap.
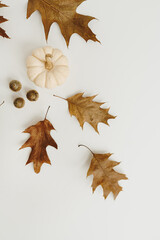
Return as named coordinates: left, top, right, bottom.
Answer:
left=27, top=90, right=39, bottom=101
left=9, top=80, right=22, bottom=92
left=14, top=98, right=25, bottom=108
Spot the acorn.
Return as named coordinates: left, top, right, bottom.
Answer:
left=9, top=80, right=22, bottom=92
left=26, top=90, right=39, bottom=101
left=14, top=98, right=25, bottom=108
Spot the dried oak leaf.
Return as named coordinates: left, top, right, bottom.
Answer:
left=88, top=153, right=127, bottom=199
left=0, top=2, right=9, bottom=38
left=79, top=145, right=127, bottom=199
left=20, top=118, right=58, bottom=174
left=54, top=93, right=115, bottom=133
left=27, top=0, right=99, bottom=46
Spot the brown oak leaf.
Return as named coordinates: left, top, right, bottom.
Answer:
left=79, top=145, right=127, bottom=199
left=20, top=110, right=58, bottom=174
left=0, top=2, right=9, bottom=38
left=27, top=0, right=99, bottom=46
left=54, top=93, right=115, bottom=133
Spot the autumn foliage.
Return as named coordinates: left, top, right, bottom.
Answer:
left=0, top=2, right=9, bottom=38
left=20, top=116, right=58, bottom=174
left=54, top=93, right=115, bottom=133
left=27, top=0, right=99, bottom=46
left=81, top=146, right=127, bottom=199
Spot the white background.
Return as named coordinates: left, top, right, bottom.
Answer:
left=0, top=0, right=160, bottom=239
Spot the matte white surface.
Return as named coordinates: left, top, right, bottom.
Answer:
left=0, top=0, right=160, bottom=239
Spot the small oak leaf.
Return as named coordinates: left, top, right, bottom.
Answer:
left=87, top=152, right=127, bottom=199
left=0, top=2, right=9, bottom=38
left=79, top=144, right=127, bottom=199
left=27, top=0, right=99, bottom=46
left=20, top=119, right=58, bottom=174
left=65, top=93, right=115, bottom=133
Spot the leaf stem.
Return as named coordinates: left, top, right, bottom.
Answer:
left=53, top=94, right=66, bottom=101
left=0, top=101, right=4, bottom=107
left=78, top=144, right=94, bottom=155
left=45, top=106, right=50, bottom=120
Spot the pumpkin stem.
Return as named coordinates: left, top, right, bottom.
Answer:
left=45, top=54, right=53, bottom=70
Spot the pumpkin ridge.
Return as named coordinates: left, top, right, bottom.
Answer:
left=34, top=70, right=46, bottom=86
left=27, top=66, right=45, bottom=69
left=51, top=48, right=55, bottom=57
left=54, top=55, right=63, bottom=64
left=52, top=51, right=63, bottom=63
left=54, top=65, right=69, bottom=69
left=42, top=47, right=47, bottom=56
left=45, top=71, right=49, bottom=88
left=54, top=66, right=69, bottom=78
left=52, top=71, right=60, bottom=85
left=32, top=55, right=45, bottom=63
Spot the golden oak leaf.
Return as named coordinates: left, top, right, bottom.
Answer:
left=54, top=93, right=115, bottom=133
left=20, top=119, right=58, bottom=174
left=79, top=145, right=127, bottom=199
left=27, top=0, right=99, bottom=46
left=0, top=2, right=9, bottom=38
left=88, top=153, right=127, bottom=199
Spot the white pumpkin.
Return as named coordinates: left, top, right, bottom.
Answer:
left=26, top=46, right=69, bottom=89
